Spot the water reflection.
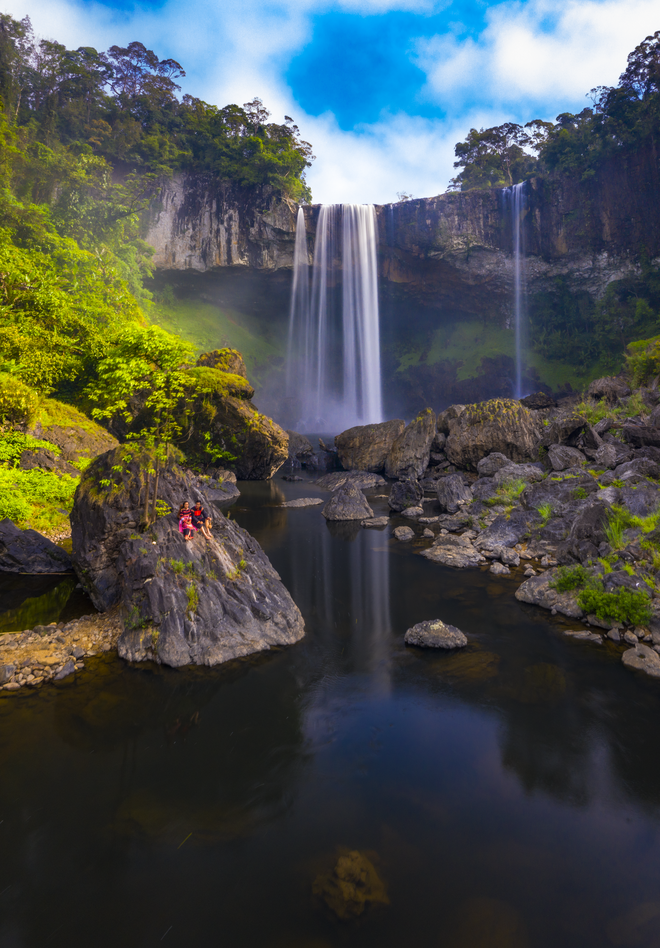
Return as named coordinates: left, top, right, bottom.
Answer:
left=0, top=573, right=93, bottom=633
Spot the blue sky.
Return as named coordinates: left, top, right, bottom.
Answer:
left=4, top=0, right=659, bottom=202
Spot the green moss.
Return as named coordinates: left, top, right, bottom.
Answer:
left=38, top=398, right=103, bottom=434
left=186, top=366, right=254, bottom=400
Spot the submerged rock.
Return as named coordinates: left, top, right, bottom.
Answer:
left=71, top=446, right=303, bottom=668
left=621, top=644, right=660, bottom=678
left=315, top=471, right=386, bottom=491
left=404, top=619, right=468, bottom=649
left=384, top=408, right=436, bottom=478
left=312, top=850, right=389, bottom=920
left=336, top=419, right=406, bottom=472
left=322, top=484, right=374, bottom=521
left=420, top=534, right=485, bottom=568
left=0, top=519, right=72, bottom=573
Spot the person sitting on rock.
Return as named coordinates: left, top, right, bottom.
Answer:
left=191, top=501, right=206, bottom=531
left=178, top=501, right=191, bottom=519
left=200, top=516, right=213, bottom=540
left=178, top=509, right=196, bottom=541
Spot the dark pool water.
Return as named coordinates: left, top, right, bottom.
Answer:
left=1, top=476, right=660, bottom=948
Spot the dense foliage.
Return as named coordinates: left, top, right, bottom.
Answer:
left=450, top=31, right=660, bottom=190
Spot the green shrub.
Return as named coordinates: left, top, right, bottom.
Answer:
left=578, top=587, right=651, bottom=625
left=0, top=374, right=41, bottom=428
left=550, top=565, right=592, bottom=592
left=626, top=336, right=660, bottom=387
left=0, top=431, right=59, bottom=464
left=0, top=467, right=78, bottom=532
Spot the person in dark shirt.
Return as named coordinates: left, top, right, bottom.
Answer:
left=191, top=501, right=206, bottom=530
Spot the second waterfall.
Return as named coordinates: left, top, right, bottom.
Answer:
left=286, top=204, right=383, bottom=432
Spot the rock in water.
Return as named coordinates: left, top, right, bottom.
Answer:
left=322, top=484, right=374, bottom=521
left=436, top=474, right=472, bottom=513
left=420, top=534, right=485, bottom=568
left=0, top=519, right=72, bottom=573
left=336, top=419, right=406, bottom=472
left=445, top=399, right=542, bottom=470
left=622, top=644, right=660, bottom=678
left=388, top=477, right=423, bottom=512
left=313, top=850, right=389, bottom=919
left=315, top=471, right=386, bottom=491
left=393, top=525, right=415, bottom=541
left=385, top=409, right=436, bottom=478
left=286, top=430, right=314, bottom=463
left=404, top=619, right=467, bottom=649
left=281, top=497, right=323, bottom=508
left=71, top=446, right=303, bottom=668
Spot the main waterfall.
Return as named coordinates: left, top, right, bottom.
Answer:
left=503, top=182, right=527, bottom=400
left=285, top=204, right=383, bottom=432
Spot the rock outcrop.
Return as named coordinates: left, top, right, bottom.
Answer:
left=384, top=409, right=436, bottom=478
left=71, top=446, right=303, bottom=668
left=0, top=519, right=72, bottom=573
left=445, top=399, right=542, bottom=470
left=336, top=419, right=405, bottom=472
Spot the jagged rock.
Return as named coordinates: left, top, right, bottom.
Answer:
left=322, top=484, right=374, bottom=521
left=540, top=412, right=587, bottom=448
left=471, top=477, right=498, bottom=502
left=286, top=430, right=314, bottom=462
left=281, top=497, right=323, bottom=508
left=384, top=409, right=436, bottom=478
left=614, top=458, right=660, bottom=480
left=622, top=425, right=660, bottom=448
left=432, top=431, right=446, bottom=451
left=475, top=509, right=538, bottom=550
left=594, top=417, right=615, bottom=435
left=312, top=850, right=389, bottom=920
left=492, top=462, right=545, bottom=486
left=393, top=525, right=415, bottom=541
left=404, top=619, right=467, bottom=649
left=594, top=443, right=617, bottom=469
left=548, top=444, right=587, bottom=470
left=445, top=399, right=542, bottom=470
left=476, top=452, right=510, bottom=477
left=18, top=447, right=79, bottom=474
left=0, top=519, right=72, bottom=573
left=587, top=376, right=631, bottom=404
left=520, top=392, right=557, bottom=409
left=436, top=404, right=466, bottom=435
left=436, top=474, right=472, bottom=513
left=515, top=568, right=584, bottom=618
left=621, top=644, right=660, bottom=678
left=388, top=478, right=423, bottom=512
left=70, top=446, right=302, bottom=668
left=362, top=517, right=389, bottom=528
left=336, top=419, right=406, bottom=473
left=315, top=471, right=386, bottom=491
left=401, top=506, right=424, bottom=518
left=576, top=424, right=604, bottom=458
left=420, top=534, right=485, bottom=568
left=620, top=485, right=660, bottom=516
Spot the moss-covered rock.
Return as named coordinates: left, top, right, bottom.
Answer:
left=196, top=348, right=249, bottom=378
left=30, top=398, right=118, bottom=469
left=445, top=398, right=542, bottom=470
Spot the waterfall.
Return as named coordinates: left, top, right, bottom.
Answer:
left=503, top=182, right=527, bottom=400
left=286, top=204, right=383, bottom=432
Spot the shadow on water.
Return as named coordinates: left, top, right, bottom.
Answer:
left=1, top=473, right=660, bottom=948
left=0, top=573, right=95, bottom=633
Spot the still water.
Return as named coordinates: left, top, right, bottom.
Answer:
left=1, top=477, right=660, bottom=948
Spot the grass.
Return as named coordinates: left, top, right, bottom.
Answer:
left=550, top=564, right=652, bottom=624
left=536, top=502, right=553, bottom=525
left=485, top=478, right=526, bottom=512
left=186, top=582, right=199, bottom=617
left=575, top=391, right=649, bottom=426
left=0, top=467, right=78, bottom=534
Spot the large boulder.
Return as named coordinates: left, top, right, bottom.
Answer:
left=322, top=484, right=374, bottom=521
left=436, top=474, right=472, bottom=513
left=445, top=399, right=542, bottom=470
left=29, top=398, right=119, bottom=469
left=436, top=404, right=466, bottom=435
left=548, top=444, right=586, bottom=471
left=69, top=447, right=303, bottom=668
left=515, top=569, right=584, bottom=619
left=520, top=392, right=556, bottom=410
left=476, top=452, right=510, bottom=477
left=621, top=644, right=660, bottom=678
left=388, top=478, right=423, bottom=512
left=384, top=409, right=436, bottom=479
left=196, top=348, right=250, bottom=380
left=0, top=519, right=72, bottom=573
left=286, top=430, right=314, bottom=463
left=336, top=419, right=406, bottom=472
left=587, top=376, right=631, bottom=405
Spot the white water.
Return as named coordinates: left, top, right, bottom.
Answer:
left=503, top=182, right=526, bottom=399
left=286, top=204, right=383, bottom=432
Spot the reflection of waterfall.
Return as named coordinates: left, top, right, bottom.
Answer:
left=286, top=204, right=383, bottom=432
left=503, top=182, right=526, bottom=399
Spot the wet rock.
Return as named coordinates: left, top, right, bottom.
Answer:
left=285, top=430, right=314, bottom=462
left=562, top=629, right=603, bottom=643
left=520, top=391, right=557, bottom=409
left=312, top=850, right=389, bottom=920
left=436, top=474, right=472, bottom=513
left=281, top=497, right=324, bottom=508
left=362, top=517, right=389, bottom=528
left=72, top=446, right=304, bottom=668
left=422, top=528, right=434, bottom=538
left=322, top=484, right=374, bottom=522
left=393, top=525, right=415, bottom=541
left=621, top=643, right=660, bottom=678
left=388, top=477, right=423, bottom=512
left=476, top=452, right=510, bottom=477
left=489, top=561, right=510, bottom=575
left=420, top=534, right=485, bottom=568
left=401, top=506, right=424, bottom=519
left=515, top=568, right=584, bottom=618
left=587, top=376, right=631, bottom=404
left=404, top=619, right=468, bottom=649
left=548, top=444, right=587, bottom=470
left=501, top=548, right=521, bottom=566
left=54, top=660, right=75, bottom=681
left=384, top=408, right=436, bottom=479
left=0, top=519, right=72, bottom=573
left=336, top=419, right=406, bottom=473
left=624, top=630, right=639, bottom=645
left=445, top=399, right=542, bottom=470
left=315, top=471, right=386, bottom=491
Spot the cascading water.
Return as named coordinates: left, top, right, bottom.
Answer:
left=503, top=182, right=527, bottom=399
left=286, top=204, right=383, bottom=431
